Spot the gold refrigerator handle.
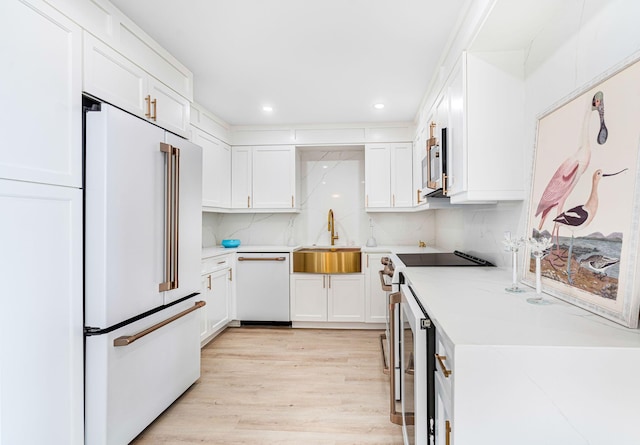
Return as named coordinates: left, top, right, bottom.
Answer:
left=159, top=143, right=179, bottom=292
left=174, top=146, right=180, bottom=289
left=113, top=301, right=206, bottom=347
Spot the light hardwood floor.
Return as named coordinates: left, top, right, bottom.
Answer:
left=131, top=327, right=403, bottom=444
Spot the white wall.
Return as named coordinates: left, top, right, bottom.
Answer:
left=435, top=0, right=640, bottom=267
left=202, top=148, right=436, bottom=247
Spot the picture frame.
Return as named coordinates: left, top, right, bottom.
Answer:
left=523, top=56, right=640, bottom=328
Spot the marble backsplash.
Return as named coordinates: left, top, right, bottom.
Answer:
left=203, top=149, right=436, bottom=248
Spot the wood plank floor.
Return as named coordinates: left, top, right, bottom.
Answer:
left=131, top=327, right=403, bottom=444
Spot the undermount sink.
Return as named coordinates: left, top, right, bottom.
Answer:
left=293, top=247, right=362, bottom=274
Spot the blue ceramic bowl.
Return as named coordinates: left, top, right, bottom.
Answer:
left=221, top=239, right=241, bottom=248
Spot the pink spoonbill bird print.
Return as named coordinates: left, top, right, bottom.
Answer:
left=535, top=92, right=608, bottom=242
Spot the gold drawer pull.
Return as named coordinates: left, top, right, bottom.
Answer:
left=435, top=353, right=452, bottom=378
left=446, top=420, right=452, bottom=445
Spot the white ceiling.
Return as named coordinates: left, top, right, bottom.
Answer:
left=110, top=0, right=469, bottom=126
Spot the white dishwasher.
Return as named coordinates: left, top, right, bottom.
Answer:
left=235, top=252, right=291, bottom=325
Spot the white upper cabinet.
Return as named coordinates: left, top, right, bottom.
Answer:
left=83, top=32, right=190, bottom=137
left=365, top=143, right=413, bottom=209
left=231, top=145, right=298, bottom=211
left=445, top=51, right=525, bottom=203
left=193, top=127, right=231, bottom=210
left=0, top=0, right=82, bottom=187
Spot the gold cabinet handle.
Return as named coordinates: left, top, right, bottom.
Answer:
left=442, top=173, right=448, bottom=196
left=416, top=189, right=423, bottom=204
left=145, top=95, right=151, bottom=118
left=328, top=275, right=331, bottom=288
left=392, top=194, right=396, bottom=207
left=291, top=195, right=294, bottom=208
left=207, top=274, right=212, bottom=290
left=435, top=354, right=452, bottom=377
left=114, top=301, right=205, bottom=347
left=237, top=257, right=286, bottom=262
left=228, top=268, right=232, bottom=281
left=446, top=420, right=452, bottom=445
left=151, top=98, right=157, bottom=121
left=247, top=196, right=250, bottom=208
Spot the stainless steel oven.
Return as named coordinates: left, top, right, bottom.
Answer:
left=399, top=281, right=436, bottom=445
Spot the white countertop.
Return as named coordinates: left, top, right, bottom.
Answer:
left=202, top=245, right=300, bottom=258
left=202, top=244, right=441, bottom=258
left=400, top=265, right=640, bottom=348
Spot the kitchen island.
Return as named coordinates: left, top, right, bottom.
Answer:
left=397, top=262, right=640, bottom=445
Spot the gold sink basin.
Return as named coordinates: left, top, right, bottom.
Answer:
left=293, top=247, right=362, bottom=273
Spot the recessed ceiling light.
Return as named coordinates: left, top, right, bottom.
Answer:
left=373, top=103, right=385, bottom=110
left=262, top=106, right=273, bottom=112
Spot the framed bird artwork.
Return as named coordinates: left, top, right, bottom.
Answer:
left=524, top=55, right=640, bottom=328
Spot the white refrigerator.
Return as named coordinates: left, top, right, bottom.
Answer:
left=83, top=101, right=203, bottom=445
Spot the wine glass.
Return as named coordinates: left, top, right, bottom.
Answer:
left=526, top=236, right=554, bottom=305
left=503, top=234, right=525, bottom=293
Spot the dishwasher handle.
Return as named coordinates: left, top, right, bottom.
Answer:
left=237, top=256, right=287, bottom=262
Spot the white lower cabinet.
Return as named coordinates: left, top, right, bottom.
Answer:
left=435, top=373, right=453, bottom=445
left=434, top=330, right=454, bottom=445
left=291, top=274, right=365, bottom=322
left=200, top=255, right=233, bottom=345
left=364, top=253, right=389, bottom=323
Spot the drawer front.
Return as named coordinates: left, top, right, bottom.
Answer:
left=85, top=298, right=201, bottom=445
left=202, top=255, right=232, bottom=274
left=435, top=330, right=454, bottom=396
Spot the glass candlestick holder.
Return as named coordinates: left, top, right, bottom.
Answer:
left=526, top=236, right=553, bottom=305
left=503, top=235, right=525, bottom=293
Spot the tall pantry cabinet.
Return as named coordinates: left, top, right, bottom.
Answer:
left=0, top=0, right=84, bottom=444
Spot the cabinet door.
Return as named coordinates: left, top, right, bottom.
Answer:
left=200, top=274, right=212, bottom=339
left=365, top=144, right=391, bottom=208
left=231, top=146, right=252, bottom=208
left=390, top=144, right=413, bottom=207
left=149, top=77, right=190, bottom=138
left=447, top=59, right=464, bottom=198
left=209, top=269, right=230, bottom=333
left=328, top=274, right=365, bottom=322
left=290, top=274, right=327, bottom=321
left=195, top=128, right=231, bottom=209
left=0, top=179, right=83, bottom=445
left=435, top=373, right=453, bottom=445
left=365, top=254, right=389, bottom=323
left=0, top=0, right=82, bottom=187
left=83, top=32, right=148, bottom=121
left=252, top=146, right=295, bottom=209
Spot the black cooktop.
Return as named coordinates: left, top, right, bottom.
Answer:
left=396, top=250, right=494, bottom=267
